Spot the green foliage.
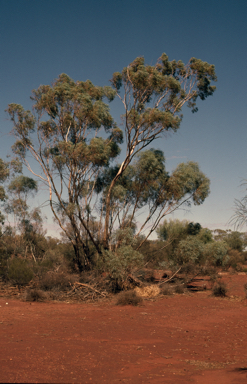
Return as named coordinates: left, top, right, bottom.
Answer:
left=8, top=175, right=37, bottom=197
left=6, top=53, right=216, bottom=268
left=7, top=258, right=34, bottom=287
left=102, top=246, right=144, bottom=282
left=157, top=219, right=189, bottom=242
left=187, top=222, right=201, bottom=236
left=167, top=162, right=210, bottom=205
left=0, top=158, right=10, bottom=227
left=204, top=241, right=228, bottom=266
left=174, top=236, right=205, bottom=265
left=197, top=228, right=213, bottom=244
left=213, top=229, right=246, bottom=252
left=225, top=231, right=244, bottom=252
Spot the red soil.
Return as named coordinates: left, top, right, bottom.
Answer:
left=1, top=273, right=247, bottom=383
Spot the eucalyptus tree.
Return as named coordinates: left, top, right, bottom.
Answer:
left=0, top=158, right=9, bottom=229
left=6, top=175, right=38, bottom=226
left=96, top=149, right=210, bottom=250
left=7, top=74, right=120, bottom=270
left=103, top=53, right=216, bottom=247
left=6, top=52, right=216, bottom=270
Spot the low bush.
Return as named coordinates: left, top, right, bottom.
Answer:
left=25, top=288, right=47, bottom=302
left=205, top=241, right=228, bottom=267
left=174, top=284, right=185, bottom=294
left=39, top=271, right=76, bottom=291
left=7, top=258, right=34, bottom=288
left=174, top=237, right=205, bottom=265
left=179, top=262, right=199, bottom=275
left=244, top=283, right=247, bottom=299
left=115, top=290, right=143, bottom=306
left=212, top=281, right=227, bottom=297
left=160, top=285, right=173, bottom=295
left=223, top=249, right=245, bottom=269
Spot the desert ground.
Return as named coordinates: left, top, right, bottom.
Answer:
left=1, top=273, right=247, bottom=384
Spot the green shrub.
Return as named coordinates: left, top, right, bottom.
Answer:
left=174, top=237, right=205, bottom=265
left=204, top=241, right=228, bottom=266
left=101, top=245, right=144, bottom=291
left=115, top=290, right=143, bottom=306
left=7, top=258, right=34, bottom=288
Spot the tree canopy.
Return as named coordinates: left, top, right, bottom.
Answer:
left=6, top=53, right=216, bottom=270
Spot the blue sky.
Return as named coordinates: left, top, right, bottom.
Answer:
left=1, top=0, right=246, bottom=237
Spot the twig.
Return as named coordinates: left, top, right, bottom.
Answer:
left=73, top=282, right=106, bottom=296
left=158, top=267, right=182, bottom=286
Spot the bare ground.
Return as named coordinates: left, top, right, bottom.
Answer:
left=1, top=273, right=247, bottom=383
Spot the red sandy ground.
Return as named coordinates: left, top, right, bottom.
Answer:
left=1, top=273, right=247, bottom=384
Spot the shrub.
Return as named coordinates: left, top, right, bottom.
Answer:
left=244, top=283, right=247, bottom=299
left=115, top=290, right=143, bottom=306
left=100, top=244, right=144, bottom=290
left=180, top=262, right=200, bottom=275
left=174, top=237, right=205, bottom=265
left=160, top=285, right=173, bottom=295
left=174, top=284, right=185, bottom=294
left=204, top=241, right=228, bottom=266
left=212, top=281, right=227, bottom=297
left=223, top=249, right=245, bottom=269
left=39, top=271, right=76, bottom=291
left=7, top=258, right=34, bottom=288
left=25, top=288, right=47, bottom=302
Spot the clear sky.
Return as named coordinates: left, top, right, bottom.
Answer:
left=1, top=0, right=246, bottom=237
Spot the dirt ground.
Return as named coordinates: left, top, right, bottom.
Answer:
left=1, top=273, right=247, bottom=383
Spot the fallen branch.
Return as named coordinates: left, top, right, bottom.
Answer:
left=158, top=267, right=182, bottom=286
left=73, top=282, right=106, bottom=297
left=128, top=273, right=143, bottom=287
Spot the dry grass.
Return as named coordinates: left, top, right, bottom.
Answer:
left=135, top=285, right=160, bottom=298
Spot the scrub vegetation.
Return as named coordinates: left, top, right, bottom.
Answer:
left=1, top=53, right=246, bottom=300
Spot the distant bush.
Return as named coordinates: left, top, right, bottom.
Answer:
left=223, top=249, right=245, bottom=269
left=174, top=237, right=205, bottom=265
left=204, top=241, right=228, bottom=266
left=115, top=290, right=143, bottom=306
left=7, top=258, right=33, bottom=288
left=212, top=281, right=227, bottom=297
